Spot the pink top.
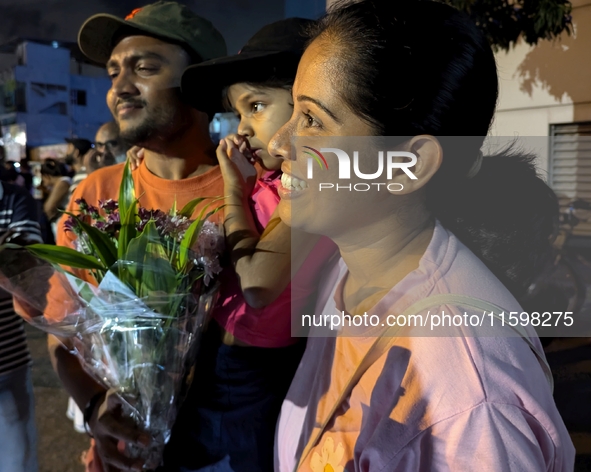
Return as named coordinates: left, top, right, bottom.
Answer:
left=275, top=221, right=575, bottom=471
left=214, top=171, right=338, bottom=347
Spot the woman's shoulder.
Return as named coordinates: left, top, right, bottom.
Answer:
left=362, top=330, right=572, bottom=460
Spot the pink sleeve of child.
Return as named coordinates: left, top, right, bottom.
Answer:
left=248, top=172, right=281, bottom=231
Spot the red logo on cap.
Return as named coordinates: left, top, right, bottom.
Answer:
left=125, top=8, right=142, bottom=20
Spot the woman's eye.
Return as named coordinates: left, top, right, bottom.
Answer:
left=303, top=113, right=321, bottom=128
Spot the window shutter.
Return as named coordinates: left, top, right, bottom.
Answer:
left=550, top=122, right=591, bottom=236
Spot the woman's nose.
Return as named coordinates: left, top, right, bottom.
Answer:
left=268, top=120, right=294, bottom=162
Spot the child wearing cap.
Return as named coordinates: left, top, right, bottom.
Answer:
left=156, top=17, right=337, bottom=472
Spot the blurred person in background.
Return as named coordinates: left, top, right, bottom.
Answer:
left=40, top=159, right=71, bottom=238
left=0, top=177, right=42, bottom=472
left=3, top=162, right=26, bottom=188
left=86, top=149, right=117, bottom=173
left=94, top=121, right=128, bottom=163
left=64, top=138, right=93, bottom=191
left=0, top=162, right=20, bottom=185
left=16, top=161, right=34, bottom=194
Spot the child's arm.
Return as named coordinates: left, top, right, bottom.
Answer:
left=218, top=137, right=321, bottom=309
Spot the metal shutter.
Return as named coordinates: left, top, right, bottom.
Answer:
left=549, top=122, right=591, bottom=236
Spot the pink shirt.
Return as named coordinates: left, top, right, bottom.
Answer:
left=276, top=221, right=575, bottom=471
left=214, top=171, right=337, bottom=347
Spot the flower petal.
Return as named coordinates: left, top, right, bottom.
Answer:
left=310, top=451, right=323, bottom=472
left=321, top=436, right=335, bottom=463
left=333, top=441, right=345, bottom=465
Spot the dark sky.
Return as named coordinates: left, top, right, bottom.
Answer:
left=0, top=0, right=285, bottom=55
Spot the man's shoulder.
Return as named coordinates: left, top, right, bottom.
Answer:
left=74, top=163, right=126, bottom=200
left=85, top=163, right=126, bottom=181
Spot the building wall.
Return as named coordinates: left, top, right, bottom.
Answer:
left=492, top=0, right=591, bottom=176
left=70, top=74, right=112, bottom=141
left=323, top=0, right=589, bottom=178
left=0, top=41, right=112, bottom=147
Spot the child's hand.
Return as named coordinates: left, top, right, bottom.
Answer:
left=217, top=136, right=258, bottom=198
left=127, top=146, right=144, bottom=171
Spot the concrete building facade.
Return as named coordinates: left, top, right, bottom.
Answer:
left=0, top=39, right=112, bottom=149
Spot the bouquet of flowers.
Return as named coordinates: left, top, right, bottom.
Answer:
left=0, top=162, right=225, bottom=469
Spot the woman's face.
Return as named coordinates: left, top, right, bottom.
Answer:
left=268, top=38, right=396, bottom=238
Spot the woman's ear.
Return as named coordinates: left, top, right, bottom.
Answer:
left=387, top=135, right=442, bottom=195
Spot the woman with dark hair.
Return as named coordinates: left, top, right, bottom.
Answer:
left=267, top=0, right=575, bottom=470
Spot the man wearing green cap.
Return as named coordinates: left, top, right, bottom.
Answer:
left=44, top=3, right=228, bottom=471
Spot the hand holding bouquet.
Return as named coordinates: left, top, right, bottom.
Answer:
left=0, top=162, right=225, bottom=469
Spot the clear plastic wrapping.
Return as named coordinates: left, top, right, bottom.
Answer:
left=0, top=224, right=223, bottom=469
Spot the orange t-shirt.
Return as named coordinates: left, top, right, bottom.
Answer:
left=58, top=160, right=224, bottom=250
left=43, top=161, right=224, bottom=323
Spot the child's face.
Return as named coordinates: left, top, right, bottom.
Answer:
left=227, top=83, right=293, bottom=171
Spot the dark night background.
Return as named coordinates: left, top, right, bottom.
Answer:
left=0, top=0, right=285, bottom=65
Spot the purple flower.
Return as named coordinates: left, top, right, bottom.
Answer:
left=93, top=221, right=107, bottom=231
left=74, top=198, right=99, bottom=219
left=87, top=205, right=100, bottom=219
left=158, top=214, right=192, bottom=241
left=106, top=212, right=120, bottom=226
left=99, top=199, right=118, bottom=214
left=63, top=215, right=80, bottom=234
left=92, top=211, right=121, bottom=234
left=193, top=222, right=224, bottom=285
left=137, top=208, right=167, bottom=232
left=197, top=221, right=225, bottom=255
left=75, top=198, right=88, bottom=212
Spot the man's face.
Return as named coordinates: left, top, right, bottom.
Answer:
left=106, top=35, right=193, bottom=148
left=95, top=127, right=125, bottom=157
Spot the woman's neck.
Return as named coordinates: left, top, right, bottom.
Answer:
left=336, top=214, right=435, bottom=315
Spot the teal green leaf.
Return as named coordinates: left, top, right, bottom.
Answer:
left=178, top=201, right=225, bottom=271
left=62, top=212, right=117, bottom=269
left=118, top=160, right=135, bottom=219
left=178, top=197, right=208, bottom=218
left=25, top=244, right=107, bottom=270
left=117, top=161, right=138, bottom=259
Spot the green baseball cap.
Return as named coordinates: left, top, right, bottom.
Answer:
left=78, top=1, right=227, bottom=65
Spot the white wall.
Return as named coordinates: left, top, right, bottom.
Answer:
left=492, top=0, right=591, bottom=174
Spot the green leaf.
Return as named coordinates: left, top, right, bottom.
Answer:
left=178, top=218, right=205, bottom=271
left=178, top=202, right=225, bottom=271
left=117, top=161, right=138, bottom=259
left=118, top=221, right=180, bottom=299
left=142, top=229, right=179, bottom=303
left=118, top=160, right=135, bottom=218
left=178, top=197, right=208, bottom=218
left=25, top=244, right=107, bottom=271
left=62, top=212, right=117, bottom=269
left=141, top=256, right=178, bottom=295
left=118, top=207, right=137, bottom=259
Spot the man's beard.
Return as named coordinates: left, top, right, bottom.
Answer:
left=119, top=112, right=162, bottom=147
left=118, top=101, right=193, bottom=149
